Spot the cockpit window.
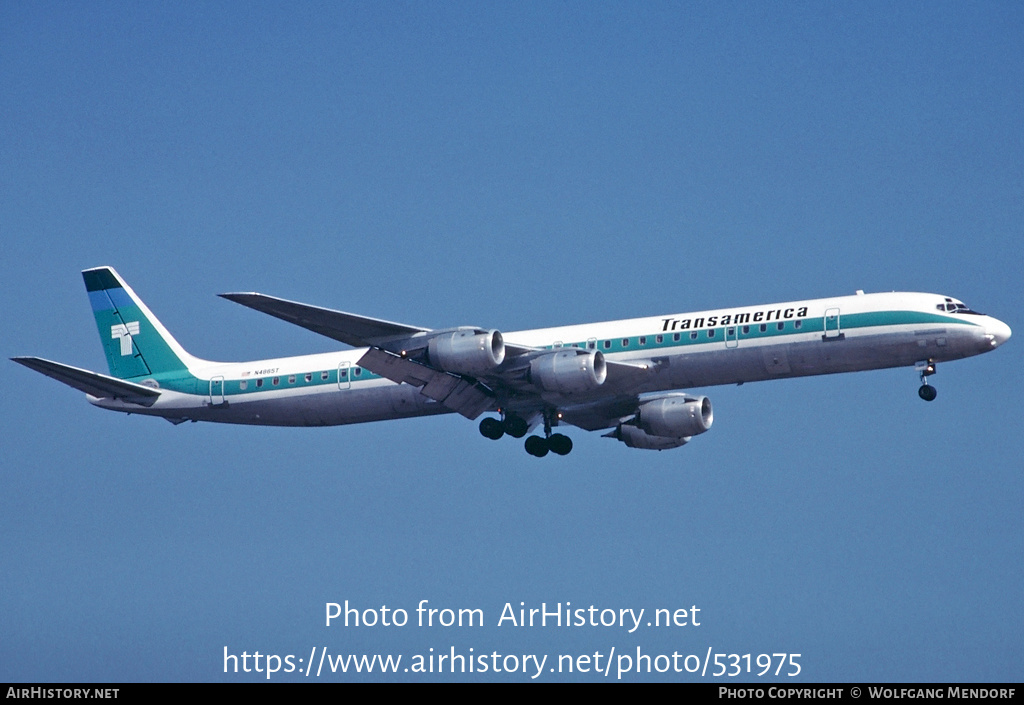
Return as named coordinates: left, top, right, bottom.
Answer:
left=937, top=298, right=983, bottom=315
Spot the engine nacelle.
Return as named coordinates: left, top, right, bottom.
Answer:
left=427, top=330, right=505, bottom=376
left=636, top=395, right=713, bottom=438
left=529, top=350, right=607, bottom=395
left=609, top=424, right=691, bottom=450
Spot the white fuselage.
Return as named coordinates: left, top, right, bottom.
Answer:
left=89, top=291, right=1011, bottom=427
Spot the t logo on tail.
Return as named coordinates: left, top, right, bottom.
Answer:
left=111, top=322, right=140, bottom=356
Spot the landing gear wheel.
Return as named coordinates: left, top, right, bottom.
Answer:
left=548, top=433, right=573, bottom=456
left=524, top=435, right=549, bottom=457
left=503, top=414, right=528, bottom=438
left=479, top=417, right=505, bottom=439
left=918, top=384, right=937, bottom=402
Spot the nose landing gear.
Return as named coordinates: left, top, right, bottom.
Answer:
left=916, top=360, right=937, bottom=401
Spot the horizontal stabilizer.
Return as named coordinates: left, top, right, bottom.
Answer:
left=219, top=293, right=428, bottom=348
left=11, top=357, right=161, bottom=406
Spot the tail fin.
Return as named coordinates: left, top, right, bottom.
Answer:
left=83, top=267, right=200, bottom=380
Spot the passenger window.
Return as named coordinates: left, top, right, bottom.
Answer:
left=777, top=322, right=784, bottom=331
left=321, top=371, right=329, bottom=380
left=288, top=375, right=296, bottom=384
left=603, top=340, right=611, bottom=349
left=794, top=320, right=802, bottom=329
left=742, top=325, right=749, bottom=334
left=674, top=333, right=682, bottom=342
left=708, top=329, right=715, bottom=338
left=305, top=373, right=312, bottom=382
left=639, top=336, right=647, bottom=346
left=760, top=324, right=767, bottom=332
left=622, top=338, right=630, bottom=347
left=239, top=380, right=248, bottom=390
left=689, top=332, right=697, bottom=340
left=354, top=368, right=362, bottom=377
left=272, top=377, right=280, bottom=386
left=656, top=335, right=663, bottom=344
left=256, top=379, right=263, bottom=388
left=340, top=369, right=347, bottom=378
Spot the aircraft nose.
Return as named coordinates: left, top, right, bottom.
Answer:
left=988, top=318, right=1011, bottom=348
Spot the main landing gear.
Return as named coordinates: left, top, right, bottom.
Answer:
left=917, top=359, right=937, bottom=402
left=478, top=414, right=526, bottom=440
left=478, top=410, right=573, bottom=457
left=524, top=432, right=572, bottom=457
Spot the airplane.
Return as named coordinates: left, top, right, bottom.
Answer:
left=12, top=267, right=1012, bottom=457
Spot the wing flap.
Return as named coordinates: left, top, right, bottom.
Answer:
left=357, top=347, right=435, bottom=387
left=358, top=347, right=494, bottom=419
left=12, top=357, right=161, bottom=406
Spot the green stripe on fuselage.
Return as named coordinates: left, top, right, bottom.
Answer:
left=152, top=308, right=979, bottom=399
left=540, top=309, right=975, bottom=354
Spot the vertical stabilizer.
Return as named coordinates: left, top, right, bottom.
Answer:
left=83, top=267, right=200, bottom=380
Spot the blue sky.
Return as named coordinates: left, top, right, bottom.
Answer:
left=2, top=2, right=1021, bottom=682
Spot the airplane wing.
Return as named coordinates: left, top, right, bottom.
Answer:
left=219, top=292, right=538, bottom=356
left=355, top=347, right=650, bottom=421
left=11, top=357, right=161, bottom=406
left=358, top=339, right=656, bottom=423
left=218, top=293, right=429, bottom=349
left=221, top=292, right=659, bottom=423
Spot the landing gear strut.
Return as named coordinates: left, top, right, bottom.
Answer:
left=916, top=360, right=937, bottom=401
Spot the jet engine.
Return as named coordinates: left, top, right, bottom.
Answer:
left=636, top=394, right=713, bottom=438
left=529, top=350, right=607, bottom=395
left=606, top=394, right=713, bottom=450
left=426, top=330, right=505, bottom=376
left=606, top=424, right=692, bottom=450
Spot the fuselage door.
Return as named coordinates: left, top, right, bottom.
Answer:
left=725, top=326, right=738, bottom=348
left=337, top=361, right=351, bottom=390
left=823, top=308, right=843, bottom=340
left=209, top=376, right=225, bottom=405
